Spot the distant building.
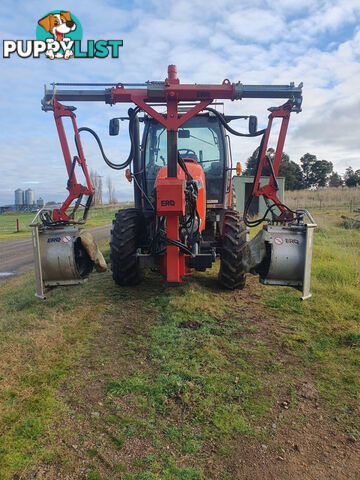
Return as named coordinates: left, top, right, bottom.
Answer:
left=37, top=197, right=45, bottom=208
left=15, top=188, right=24, bottom=206
left=5, top=189, right=45, bottom=213
left=0, top=205, right=12, bottom=214
left=25, top=188, right=35, bottom=206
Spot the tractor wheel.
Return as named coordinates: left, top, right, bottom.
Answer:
left=110, top=208, right=143, bottom=286
left=218, top=209, right=247, bottom=290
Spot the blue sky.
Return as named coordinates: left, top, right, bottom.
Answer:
left=0, top=0, right=359, bottom=205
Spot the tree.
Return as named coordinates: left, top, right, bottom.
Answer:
left=278, top=158, right=304, bottom=190
left=90, top=170, right=103, bottom=205
left=244, top=147, right=287, bottom=176
left=310, top=159, right=333, bottom=187
left=243, top=147, right=303, bottom=190
left=244, top=146, right=267, bottom=176
left=107, top=176, right=116, bottom=204
left=300, top=153, right=317, bottom=188
left=300, top=153, right=333, bottom=188
left=344, top=167, right=360, bottom=187
left=328, top=172, right=343, bottom=187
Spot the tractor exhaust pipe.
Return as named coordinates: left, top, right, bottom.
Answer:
left=242, top=210, right=316, bottom=300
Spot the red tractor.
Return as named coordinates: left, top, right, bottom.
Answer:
left=31, top=65, right=316, bottom=299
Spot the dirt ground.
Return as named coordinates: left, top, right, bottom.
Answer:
left=16, top=277, right=360, bottom=480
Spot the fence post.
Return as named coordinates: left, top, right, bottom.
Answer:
left=16, top=218, right=20, bottom=232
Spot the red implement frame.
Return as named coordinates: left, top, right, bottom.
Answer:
left=53, top=99, right=94, bottom=221
left=251, top=100, right=293, bottom=216
left=51, top=65, right=296, bottom=284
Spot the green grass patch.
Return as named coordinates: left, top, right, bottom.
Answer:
left=262, top=209, right=360, bottom=430
left=103, top=275, right=278, bottom=477
left=0, top=255, right=110, bottom=478
left=0, top=206, right=123, bottom=241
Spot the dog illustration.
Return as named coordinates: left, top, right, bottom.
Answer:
left=38, top=11, right=77, bottom=59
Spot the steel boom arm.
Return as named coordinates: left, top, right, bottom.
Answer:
left=42, top=82, right=303, bottom=110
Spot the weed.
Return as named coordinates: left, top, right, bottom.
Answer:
left=109, top=434, right=125, bottom=450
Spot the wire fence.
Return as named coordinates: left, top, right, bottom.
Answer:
left=285, top=187, right=360, bottom=211
left=0, top=218, right=20, bottom=233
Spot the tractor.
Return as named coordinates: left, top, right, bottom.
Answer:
left=30, top=65, right=316, bottom=299
left=111, top=107, right=251, bottom=289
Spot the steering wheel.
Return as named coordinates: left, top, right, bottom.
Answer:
left=179, top=149, right=197, bottom=158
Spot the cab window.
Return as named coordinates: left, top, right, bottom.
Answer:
left=144, top=115, right=225, bottom=203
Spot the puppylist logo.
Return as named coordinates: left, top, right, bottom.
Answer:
left=3, top=11, right=123, bottom=59
left=37, top=11, right=82, bottom=59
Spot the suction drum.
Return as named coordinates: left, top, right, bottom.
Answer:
left=38, top=225, right=93, bottom=285
left=260, top=223, right=316, bottom=300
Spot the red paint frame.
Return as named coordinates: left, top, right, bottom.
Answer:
left=50, top=65, right=297, bottom=283
left=251, top=101, right=293, bottom=216
left=52, top=99, right=94, bottom=221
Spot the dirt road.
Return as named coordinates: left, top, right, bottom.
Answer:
left=0, top=224, right=111, bottom=282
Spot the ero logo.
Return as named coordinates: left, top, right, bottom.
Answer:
left=161, top=200, right=176, bottom=207
left=2, top=11, right=123, bottom=59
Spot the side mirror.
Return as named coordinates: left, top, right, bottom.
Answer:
left=109, top=118, right=120, bottom=136
left=178, top=129, right=190, bottom=138
left=249, top=116, right=258, bottom=135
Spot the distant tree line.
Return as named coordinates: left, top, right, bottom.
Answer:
left=89, top=170, right=118, bottom=204
left=243, top=149, right=359, bottom=190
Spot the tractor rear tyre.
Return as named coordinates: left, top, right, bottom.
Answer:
left=218, top=209, right=247, bottom=290
left=110, top=208, right=143, bottom=286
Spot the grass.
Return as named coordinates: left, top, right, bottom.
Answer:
left=0, top=204, right=127, bottom=241
left=262, top=208, right=360, bottom=426
left=0, top=253, right=109, bottom=478
left=100, top=275, right=275, bottom=478
left=0, top=208, right=359, bottom=478
left=0, top=244, right=273, bottom=479
left=285, top=186, right=360, bottom=210
left=106, top=285, right=270, bottom=432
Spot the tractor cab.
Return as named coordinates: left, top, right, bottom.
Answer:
left=142, top=113, right=229, bottom=210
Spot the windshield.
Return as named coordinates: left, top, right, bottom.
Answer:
left=144, top=115, right=225, bottom=203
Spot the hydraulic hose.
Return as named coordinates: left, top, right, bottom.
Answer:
left=75, top=107, right=140, bottom=170
left=204, top=107, right=266, bottom=137
left=177, top=152, right=193, bottom=180
left=243, top=135, right=300, bottom=227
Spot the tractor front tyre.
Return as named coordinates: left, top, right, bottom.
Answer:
left=110, top=208, right=143, bottom=286
left=218, top=210, right=247, bottom=290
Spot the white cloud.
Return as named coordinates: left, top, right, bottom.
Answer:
left=220, top=8, right=286, bottom=43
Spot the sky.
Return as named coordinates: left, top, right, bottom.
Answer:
left=0, top=0, right=359, bottom=205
